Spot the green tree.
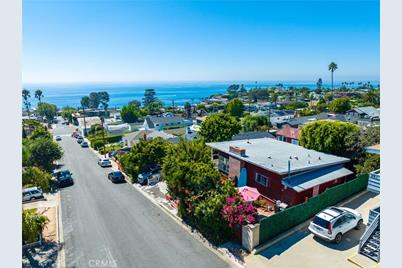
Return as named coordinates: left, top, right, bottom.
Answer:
left=22, top=89, right=31, bottom=112
left=80, top=96, right=90, bottom=109
left=363, top=90, right=380, bottom=107
left=184, top=102, right=192, bottom=118
left=271, top=92, right=278, bottom=105
left=345, top=126, right=380, bottom=162
left=22, top=167, right=53, bottom=193
left=29, top=126, right=52, bottom=140
left=199, top=113, right=241, bottom=142
left=143, top=89, right=157, bottom=107
left=60, top=106, right=76, bottom=123
left=225, top=98, right=244, bottom=118
left=121, top=104, right=140, bottom=123
left=120, top=138, right=169, bottom=182
left=98, top=91, right=110, bottom=112
left=34, top=89, right=44, bottom=104
left=22, top=209, right=49, bottom=244
left=328, top=62, right=338, bottom=90
left=355, top=154, right=380, bottom=175
left=88, top=92, right=101, bottom=108
left=284, top=101, right=308, bottom=110
left=147, top=99, right=164, bottom=115
left=316, top=78, right=323, bottom=94
left=241, top=115, right=270, bottom=132
left=27, top=137, right=63, bottom=171
left=299, top=120, right=359, bottom=156
left=128, top=99, right=142, bottom=108
left=37, top=102, right=57, bottom=123
left=328, top=97, right=351, bottom=113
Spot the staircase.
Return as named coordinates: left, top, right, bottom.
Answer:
left=367, top=169, right=380, bottom=194
left=359, top=213, right=380, bottom=262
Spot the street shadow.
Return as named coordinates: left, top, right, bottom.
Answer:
left=22, top=241, right=62, bottom=268
left=258, top=229, right=311, bottom=259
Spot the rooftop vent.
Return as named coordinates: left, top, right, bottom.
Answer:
left=229, top=146, right=246, bottom=157
left=318, top=156, right=322, bottom=160
left=294, top=156, right=299, bottom=160
left=267, top=156, right=271, bottom=159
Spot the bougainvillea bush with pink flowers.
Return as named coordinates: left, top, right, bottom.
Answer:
left=221, top=194, right=257, bottom=228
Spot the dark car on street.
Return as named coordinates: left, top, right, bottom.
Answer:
left=53, top=170, right=74, bottom=187
left=108, top=171, right=125, bottom=183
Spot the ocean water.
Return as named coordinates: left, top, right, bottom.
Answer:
left=22, top=81, right=379, bottom=108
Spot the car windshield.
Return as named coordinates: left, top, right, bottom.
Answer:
left=113, top=172, right=122, bottom=176
left=61, top=170, right=70, bottom=176
left=313, top=216, right=330, bottom=229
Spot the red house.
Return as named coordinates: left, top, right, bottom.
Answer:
left=207, top=138, right=353, bottom=207
left=275, top=126, right=301, bottom=145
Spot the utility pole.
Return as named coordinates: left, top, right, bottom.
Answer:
left=100, top=116, right=106, bottom=158
left=81, top=106, right=87, bottom=137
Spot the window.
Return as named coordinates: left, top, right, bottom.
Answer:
left=333, top=216, right=346, bottom=228
left=218, top=155, right=229, bottom=173
left=291, top=139, right=299, bottom=145
left=255, top=173, right=269, bottom=187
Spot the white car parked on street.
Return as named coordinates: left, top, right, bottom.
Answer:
left=308, top=206, right=363, bottom=244
left=98, top=158, right=112, bottom=167
left=22, top=187, right=44, bottom=202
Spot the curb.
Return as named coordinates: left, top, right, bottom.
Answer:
left=252, top=190, right=368, bottom=255
left=87, top=145, right=243, bottom=267
left=56, top=193, right=65, bottom=268
left=347, top=253, right=365, bottom=268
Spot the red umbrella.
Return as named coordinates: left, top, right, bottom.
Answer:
left=238, top=186, right=261, bottom=202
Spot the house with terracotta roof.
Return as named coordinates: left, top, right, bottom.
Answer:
left=207, top=138, right=354, bottom=207
left=275, top=126, right=301, bottom=145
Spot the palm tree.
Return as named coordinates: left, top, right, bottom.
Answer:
left=22, top=89, right=31, bottom=114
left=34, top=89, right=44, bottom=104
left=328, top=62, right=338, bottom=90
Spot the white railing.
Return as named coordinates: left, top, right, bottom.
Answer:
left=368, top=206, right=380, bottom=227
left=367, top=169, right=380, bottom=194
left=359, top=213, right=380, bottom=261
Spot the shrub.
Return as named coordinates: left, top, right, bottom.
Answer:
left=91, top=140, right=105, bottom=150
left=22, top=209, right=49, bottom=244
left=22, top=167, right=53, bottom=193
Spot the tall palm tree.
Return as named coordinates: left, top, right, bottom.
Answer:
left=22, top=89, right=31, bottom=114
left=328, top=62, right=338, bottom=90
left=34, top=89, right=44, bottom=104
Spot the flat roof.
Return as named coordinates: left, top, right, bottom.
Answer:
left=282, top=165, right=353, bottom=192
left=207, top=138, right=350, bottom=175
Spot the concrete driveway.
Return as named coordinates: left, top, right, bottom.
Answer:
left=51, top=122, right=231, bottom=268
left=246, top=191, right=380, bottom=268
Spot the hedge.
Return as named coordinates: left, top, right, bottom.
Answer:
left=259, top=173, right=369, bottom=244
left=89, top=134, right=123, bottom=145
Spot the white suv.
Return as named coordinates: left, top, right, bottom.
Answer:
left=308, top=206, right=363, bottom=243
left=98, top=158, right=112, bottom=167
left=22, top=187, right=44, bottom=202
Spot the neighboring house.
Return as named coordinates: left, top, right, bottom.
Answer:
left=232, top=131, right=274, bottom=141
left=76, top=116, right=102, bottom=136
left=207, top=138, right=353, bottom=207
left=284, top=112, right=348, bottom=128
left=122, top=129, right=176, bottom=147
left=105, top=123, right=131, bottom=135
left=269, top=110, right=295, bottom=128
left=143, top=115, right=192, bottom=131
left=346, top=106, right=380, bottom=126
left=275, top=126, right=301, bottom=145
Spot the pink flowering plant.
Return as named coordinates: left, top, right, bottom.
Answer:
left=220, top=194, right=257, bottom=228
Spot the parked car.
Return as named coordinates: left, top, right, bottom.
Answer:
left=81, top=141, right=89, bottom=148
left=98, top=158, right=112, bottom=167
left=77, top=137, right=84, bottom=144
left=108, top=171, right=125, bottom=183
left=53, top=170, right=74, bottom=187
left=22, top=187, right=44, bottom=202
left=308, top=206, right=363, bottom=244
left=138, top=167, right=162, bottom=185
left=55, top=136, right=62, bottom=141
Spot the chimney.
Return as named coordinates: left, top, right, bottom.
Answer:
left=229, top=146, right=246, bottom=157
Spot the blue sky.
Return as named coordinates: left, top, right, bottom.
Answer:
left=23, top=0, right=380, bottom=84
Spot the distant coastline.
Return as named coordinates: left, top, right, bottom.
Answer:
left=22, top=81, right=380, bottom=109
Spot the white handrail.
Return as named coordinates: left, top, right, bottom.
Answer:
left=359, top=213, right=380, bottom=251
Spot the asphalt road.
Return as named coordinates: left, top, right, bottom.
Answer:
left=53, top=123, right=230, bottom=268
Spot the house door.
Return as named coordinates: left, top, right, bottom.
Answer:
left=312, top=185, right=320, bottom=197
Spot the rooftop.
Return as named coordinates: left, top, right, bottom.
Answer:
left=275, top=126, right=301, bottom=140
left=207, top=138, right=350, bottom=175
